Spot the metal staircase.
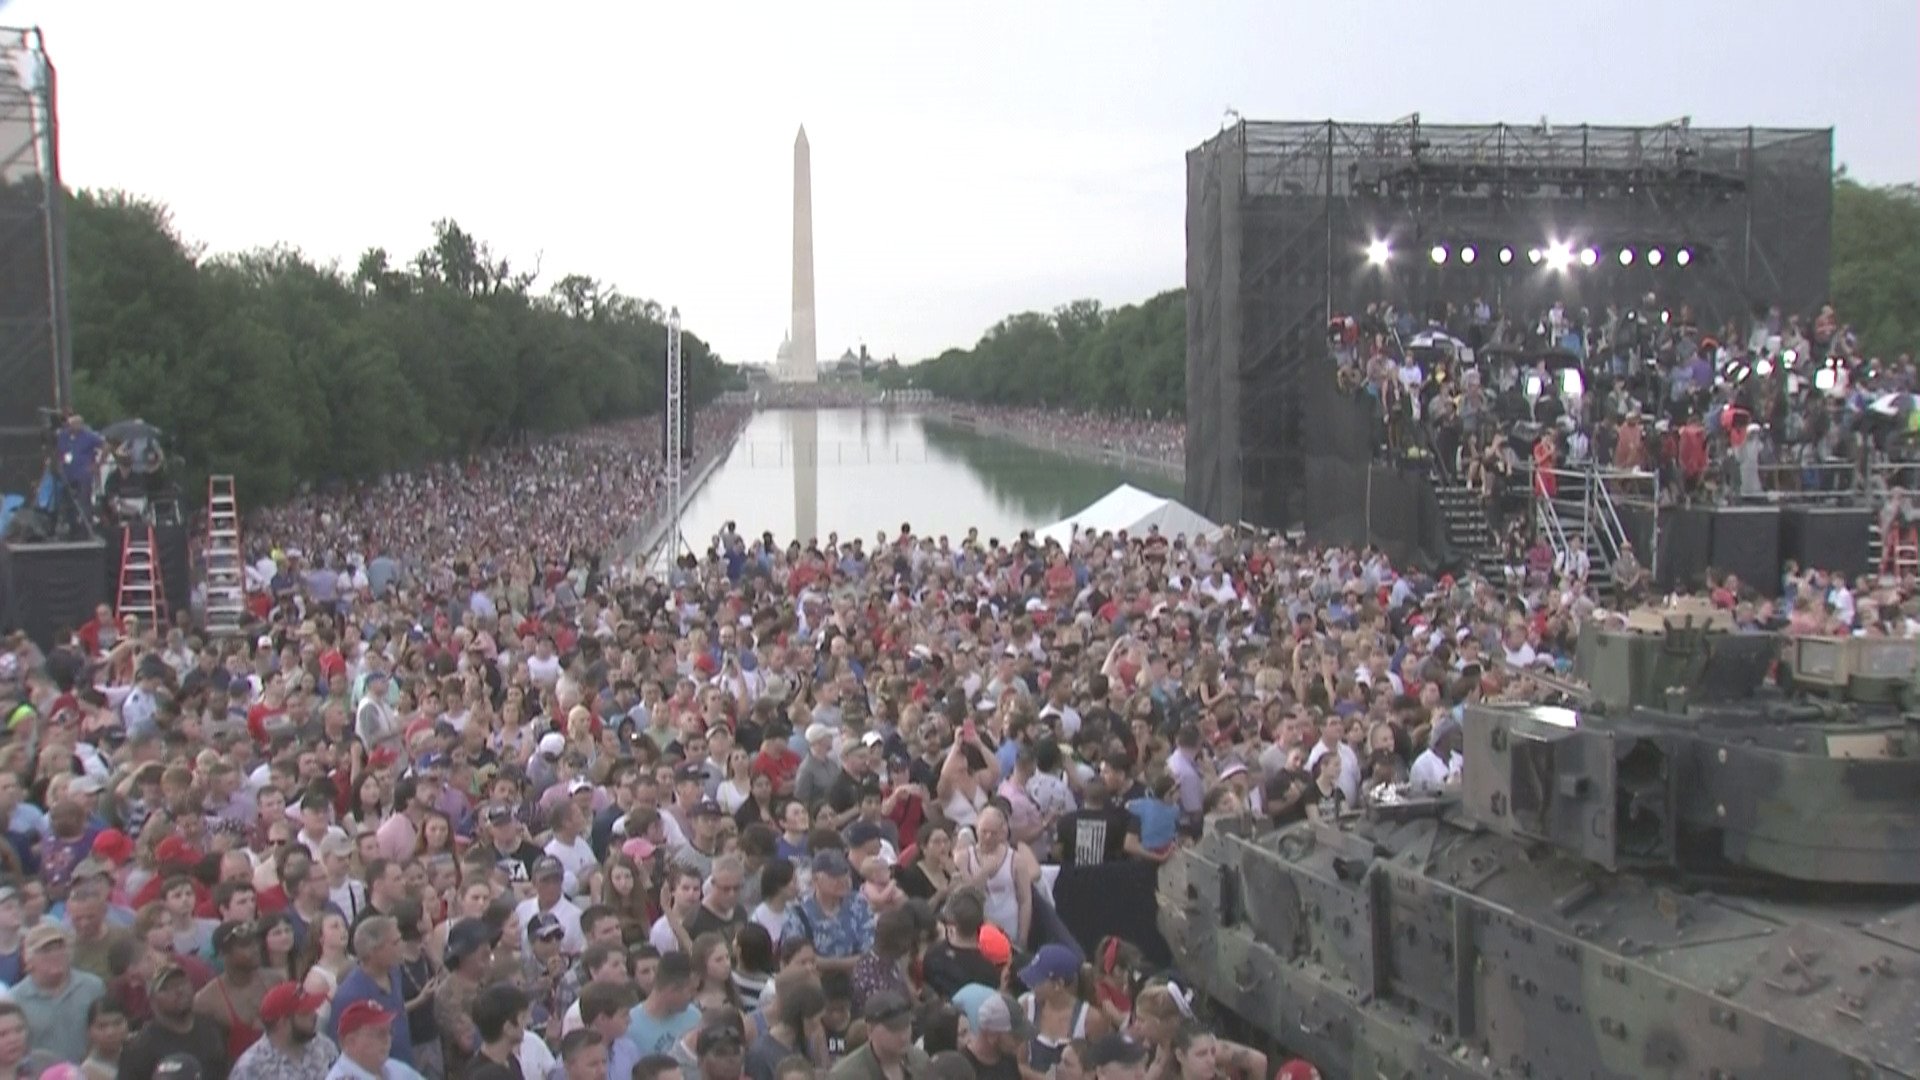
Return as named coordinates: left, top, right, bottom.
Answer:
left=204, top=475, right=246, bottom=638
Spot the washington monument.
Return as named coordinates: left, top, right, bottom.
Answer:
left=784, top=125, right=819, bottom=383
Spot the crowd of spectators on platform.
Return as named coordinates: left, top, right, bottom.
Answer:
left=938, top=407, right=1185, bottom=467
left=1333, top=295, right=1919, bottom=516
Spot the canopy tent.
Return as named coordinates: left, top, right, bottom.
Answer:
left=1038, top=484, right=1221, bottom=546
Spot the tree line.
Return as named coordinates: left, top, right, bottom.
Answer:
left=884, top=176, right=1919, bottom=418
left=65, top=191, right=726, bottom=506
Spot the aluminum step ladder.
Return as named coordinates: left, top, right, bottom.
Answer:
left=116, top=524, right=167, bottom=630
left=205, top=474, right=246, bottom=637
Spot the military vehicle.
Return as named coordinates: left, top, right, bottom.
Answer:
left=1160, top=614, right=1920, bottom=1079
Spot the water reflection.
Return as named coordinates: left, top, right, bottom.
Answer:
left=674, top=408, right=1178, bottom=549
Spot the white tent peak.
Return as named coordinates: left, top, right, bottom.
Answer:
left=1038, top=484, right=1220, bottom=546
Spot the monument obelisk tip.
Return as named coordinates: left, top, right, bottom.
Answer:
left=788, top=123, right=818, bottom=383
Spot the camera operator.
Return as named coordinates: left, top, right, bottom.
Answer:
left=54, top=411, right=103, bottom=507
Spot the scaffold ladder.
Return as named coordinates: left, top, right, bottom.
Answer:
left=116, top=524, right=167, bottom=630
left=205, top=474, right=246, bottom=637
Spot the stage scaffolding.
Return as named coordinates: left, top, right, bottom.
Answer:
left=1186, top=116, right=1833, bottom=528
left=0, top=27, right=70, bottom=495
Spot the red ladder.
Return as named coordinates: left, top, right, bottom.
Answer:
left=116, top=523, right=167, bottom=630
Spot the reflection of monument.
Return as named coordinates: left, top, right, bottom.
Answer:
left=779, top=126, right=819, bottom=383
left=791, top=409, right=818, bottom=543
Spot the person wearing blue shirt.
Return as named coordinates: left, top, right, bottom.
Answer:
left=628, top=952, right=701, bottom=1054
left=325, top=917, right=416, bottom=1067
left=55, top=414, right=103, bottom=504
left=1125, top=775, right=1180, bottom=855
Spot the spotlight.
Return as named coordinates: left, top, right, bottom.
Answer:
left=1430, top=245, right=1448, bottom=265
left=1498, top=247, right=1514, bottom=265
left=1675, top=248, right=1693, bottom=266
left=1781, top=348, right=1797, bottom=365
left=1544, top=241, right=1573, bottom=272
left=1366, top=239, right=1392, bottom=266
left=1618, top=248, right=1634, bottom=266
left=1526, top=247, right=1542, bottom=265
left=1578, top=247, right=1598, bottom=267
left=1459, top=246, right=1476, bottom=265
left=1646, top=248, right=1664, bottom=266
left=1755, top=358, right=1774, bottom=378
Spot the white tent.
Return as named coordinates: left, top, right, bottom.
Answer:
left=1037, top=484, right=1221, bottom=546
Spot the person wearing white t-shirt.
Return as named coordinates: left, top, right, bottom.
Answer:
left=1304, top=718, right=1361, bottom=805
left=1411, top=714, right=1464, bottom=792
left=526, top=638, right=563, bottom=690
left=542, top=799, right=598, bottom=897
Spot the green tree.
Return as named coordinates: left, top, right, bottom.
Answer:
left=1831, top=177, right=1920, bottom=360
left=64, top=190, right=723, bottom=506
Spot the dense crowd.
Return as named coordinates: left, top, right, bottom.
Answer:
left=243, top=408, right=751, bottom=597
left=1, top=380, right=1899, bottom=1080
left=1337, top=295, right=1917, bottom=510
left=940, top=408, right=1184, bottom=467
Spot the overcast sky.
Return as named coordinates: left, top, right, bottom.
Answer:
left=6, top=0, right=1915, bottom=366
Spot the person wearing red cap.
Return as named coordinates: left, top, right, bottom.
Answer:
left=231, top=981, right=335, bottom=1080
left=331, top=999, right=423, bottom=1080
left=129, top=836, right=212, bottom=913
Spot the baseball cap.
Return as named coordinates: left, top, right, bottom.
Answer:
left=213, top=920, right=259, bottom=953
left=258, top=981, right=327, bottom=1025
left=90, top=828, right=134, bottom=864
left=527, top=912, right=565, bottom=942
left=445, top=918, right=497, bottom=964
left=532, top=856, right=565, bottom=882
left=804, top=723, right=834, bottom=745
left=155, top=835, right=201, bottom=866
left=975, top=992, right=1033, bottom=1038
left=484, top=803, right=516, bottom=827
left=148, top=961, right=190, bottom=995
left=862, top=989, right=913, bottom=1029
left=978, top=924, right=1011, bottom=967
left=1085, top=1034, right=1148, bottom=1069
left=568, top=778, right=593, bottom=795
left=24, top=924, right=68, bottom=953
left=860, top=730, right=884, bottom=749
left=319, top=834, right=355, bottom=859
left=693, top=798, right=723, bottom=818
left=1019, top=943, right=1081, bottom=989
left=68, top=857, right=113, bottom=884
left=152, top=1056, right=204, bottom=1080
left=336, top=999, right=395, bottom=1039
left=68, top=775, right=104, bottom=796
left=810, top=849, right=852, bottom=877
left=674, top=763, right=707, bottom=784
left=845, top=822, right=885, bottom=849
left=695, top=1022, right=746, bottom=1056
left=538, top=732, right=566, bottom=758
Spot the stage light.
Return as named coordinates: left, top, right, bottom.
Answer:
left=1526, top=247, right=1542, bottom=265
left=1498, top=247, right=1514, bottom=265
left=1675, top=248, right=1692, bottom=266
left=1366, top=239, right=1392, bottom=266
left=1618, top=248, right=1634, bottom=266
left=1756, top=358, right=1774, bottom=377
left=1430, top=245, right=1448, bottom=264
left=1646, top=248, right=1663, bottom=266
left=1782, top=348, right=1797, bottom=365
left=1578, top=247, right=1598, bottom=267
left=1459, top=246, right=1477, bottom=264
left=1544, top=241, right=1573, bottom=272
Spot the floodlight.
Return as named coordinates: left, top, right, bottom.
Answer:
left=1544, top=242, right=1574, bottom=272
left=1498, top=247, right=1514, bottom=265
left=1430, top=245, right=1448, bottom=265
left=1366, top=239, right=1392, bottom=266
left=1578, top=247, right=1598, bottom=267
left=1782, top=348, right=1797, bottom=365
left=1618, top=248, right=1634, bottom=266
left=1459, top=246, right=1477, bottom=265
left=1526, top=248, right=1543, bottom=265
left=1646, top=248, right=1664, bottom=266
left=1676, top=248, right=1693, bottom=266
